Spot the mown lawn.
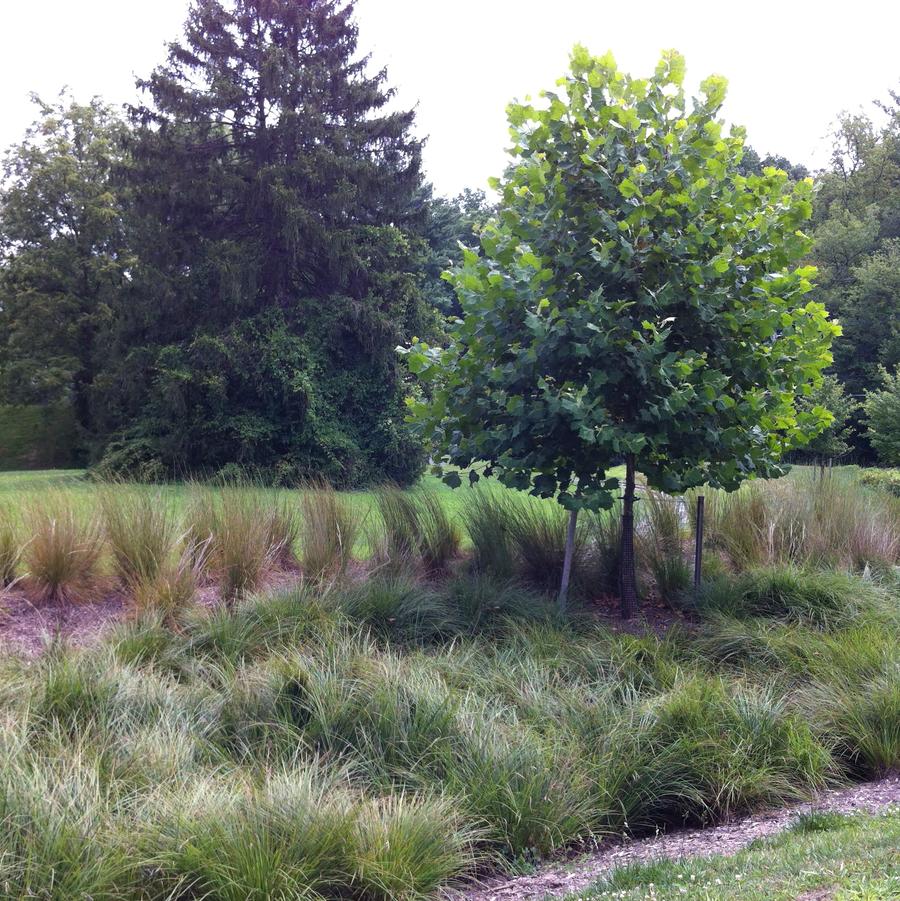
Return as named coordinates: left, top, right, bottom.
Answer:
left=0, top=465, right=625, bottom=557
left=574, top=810, right=900, bottom=900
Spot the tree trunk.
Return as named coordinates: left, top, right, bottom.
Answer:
left=619, top=454, right=639, bottom=619
left=558, top=508, right=578, bottom=613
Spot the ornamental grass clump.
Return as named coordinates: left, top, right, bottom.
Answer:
left=21, top=493, right=105, bottom=604
left=139, top=765, right=476, bottom=901
left=263, top=491, right=299, bottom=567
left=586, top=502, right=624, bottom=595
left=695, top=565, right=889, bottom=629
left=375, top=487, right=460, bottom=576
left=701, top=473, right=900, bottom=573
left=298, top=480, right=362, bottom=582
left=99, top=486, right=180, bottom=588
left=620, top=675, right=833, bottom=828
left=333, top=575, right=453, bottom=643
left=0, top=504, right=21, bottom=587
left=638, top=491, right=691, bottom=605
left=374, top=487, right=421, bottom=573
left=130, top=544, right=207, bottom=620
left=415, top=490, right=462, bottom=575
left=460, top=488, right=517, bottom=581
left=507, top=496, right=585, bottom=592
left=188, top=486, right=283, bottom=603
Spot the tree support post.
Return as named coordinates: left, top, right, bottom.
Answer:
left=693, top=494, right=705, bottom=591
left=619, top=454, right=639, bottom=619
left=558, top=508, right=578, bottom=613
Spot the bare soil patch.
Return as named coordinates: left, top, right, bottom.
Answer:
left=0, top=568, right=304, bottom=657
left=580, top=592, right=695, bottom=637
left=448, top=776, right=900, bottom=901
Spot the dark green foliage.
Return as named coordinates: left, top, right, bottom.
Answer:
left=864, top=365, right=900, bottom=465
left=794, top=375, right=859, bottom=463
left=809, top=96, right=900, bottom=456
left=44, top=0, right=426, bottom=486
left=421, top=187, right=495, bottom=316
left=0, top=404, right=80, bottom=470
left=0, top=95, right=128, bottom=437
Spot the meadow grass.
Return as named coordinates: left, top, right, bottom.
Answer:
left=0, top=554, right=891, bottom=897
left=0, top=465, right=895, bottom=895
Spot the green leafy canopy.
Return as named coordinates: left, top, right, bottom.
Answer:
left=402, top=47, right=839, bottom=511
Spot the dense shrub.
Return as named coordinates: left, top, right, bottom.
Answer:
left=864, top=365, right=900, bottom=465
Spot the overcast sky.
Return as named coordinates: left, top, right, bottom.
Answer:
left=2, top=1, right=898, bottom=196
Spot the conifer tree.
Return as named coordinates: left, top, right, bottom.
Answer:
left=98, top=0, right=427, bottom=484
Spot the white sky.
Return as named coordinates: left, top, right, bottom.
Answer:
left=1, top=0, right=898, bottom=196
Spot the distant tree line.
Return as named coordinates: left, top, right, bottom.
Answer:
left=0, top=0, right=898, bottom=479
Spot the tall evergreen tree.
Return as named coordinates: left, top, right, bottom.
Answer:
left=96, top=0, right=427, bottom=484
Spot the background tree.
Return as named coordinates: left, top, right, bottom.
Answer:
left=93, top=0, right=428, bottom=485
left=404, top=48, right=837, bottom=617
left=796, top=374, right=858, bottom=466
left=421, top=188, right=494, bottom=317
left=0, top=94, right=129, bottom=441
left=810, top=95, right=900, bottom=409
left=863, top=365, right=900, bottom=465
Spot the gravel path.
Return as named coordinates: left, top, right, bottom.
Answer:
left=449, top=776, right=900, bottom=901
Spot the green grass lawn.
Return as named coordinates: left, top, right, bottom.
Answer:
left=0, top=466, right=626, bottom=557
left=573, top=810, right=900, bottom=900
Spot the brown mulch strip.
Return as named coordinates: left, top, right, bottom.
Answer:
left=580, top=592, right=696, bottom=637
left=447, top=776, right=900, bottom=901
left=0, top=567, right=304, bottom=657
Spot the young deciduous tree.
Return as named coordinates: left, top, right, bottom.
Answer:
left=403, top=48, right=838, bottom=617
